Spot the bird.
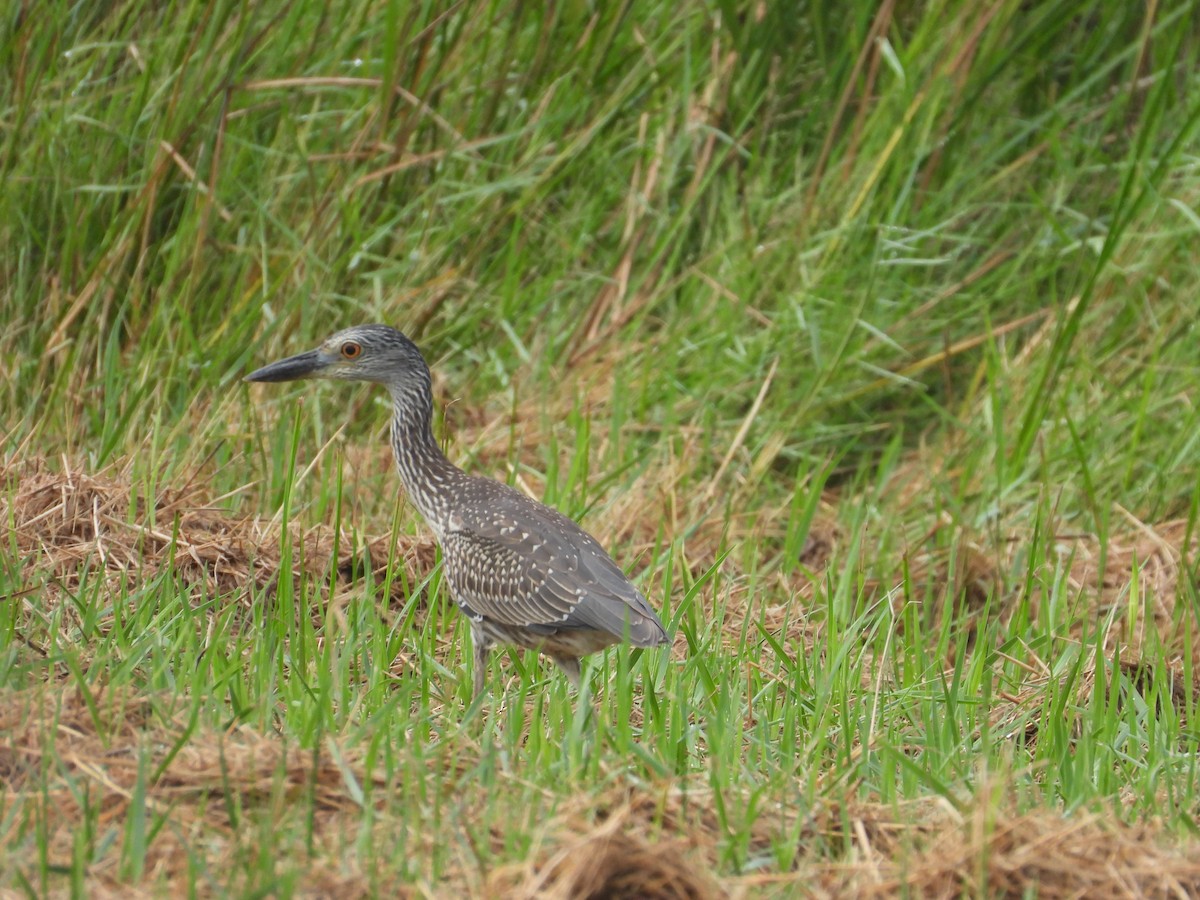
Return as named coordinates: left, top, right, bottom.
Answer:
left=245, top=324, right=669, bottom=696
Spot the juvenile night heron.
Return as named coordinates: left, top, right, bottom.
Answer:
left=245, top=324, right=669, bottom=695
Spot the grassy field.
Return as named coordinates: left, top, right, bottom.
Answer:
left=4, top=0, right=1200, bottom=896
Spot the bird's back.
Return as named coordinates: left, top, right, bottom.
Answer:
left=437, top=477, right=668, bottom=647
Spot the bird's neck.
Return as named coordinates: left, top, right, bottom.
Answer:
left=387, top=381, right=465, bottom=528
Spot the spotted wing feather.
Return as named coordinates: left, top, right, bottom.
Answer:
left=440, top=481, right=667, bottom=647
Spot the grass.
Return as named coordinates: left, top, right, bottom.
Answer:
left=4, top=0, right=1200, bottom=895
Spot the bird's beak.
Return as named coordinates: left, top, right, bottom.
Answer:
left=243, top=349, right=328, bottom=383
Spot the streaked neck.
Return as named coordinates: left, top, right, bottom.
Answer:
left=387, top=381, right=464, bottom=527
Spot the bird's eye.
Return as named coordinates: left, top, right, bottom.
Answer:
left=340, top=341, right=362, bottom=360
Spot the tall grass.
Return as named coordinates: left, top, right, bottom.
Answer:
left=3, top=0, right=1200, bottom=894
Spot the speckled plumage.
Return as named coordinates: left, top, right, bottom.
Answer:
left=246, top=324, right=669, bottom=694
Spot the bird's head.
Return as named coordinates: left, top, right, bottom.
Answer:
left=244, top=324, right=428, bottom=388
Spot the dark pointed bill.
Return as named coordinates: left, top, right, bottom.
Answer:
left=243, top=349, right=327, bottom=383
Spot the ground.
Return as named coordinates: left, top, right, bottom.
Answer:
left=3, top=1, right=1200, bottom=897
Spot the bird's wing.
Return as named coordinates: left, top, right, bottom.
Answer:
left=440, top=482, right=667, bottom=646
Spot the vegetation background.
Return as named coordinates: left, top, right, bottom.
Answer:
left=3, top=0, right=1200, bottom=895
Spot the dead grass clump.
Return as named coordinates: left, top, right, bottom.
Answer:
left=0, top=681, right=394, bottom=894
left=484, top=785, right=1200, bottom=899
left=0, top=682, right=388, bottom=814
left=992, top=653, right=1200, bottom=756
left=488, top=804, right=724, bottom=900
left=878, top=806, right=1199, bottom=899
left=2, top=454, right=436, bottom=612
left=7, top=677, right=1200, bottom=897
left=874, top=455, right=1199, bottom=654
left=1065, top=514, right=1199, bottom=661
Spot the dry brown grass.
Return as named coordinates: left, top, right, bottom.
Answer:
left=2, top=455, right=437, bottom=657
left=8, top=672, right=1200, bottom=899
left=800, top=800, right=1200, bottom=899
left=4, top=452, right=1200, bottom=896
left=488, top=811, right=724, bottom=899
left=0, top=680, right=401, bottom=897
left=484, top=797, right=1200, bottom=898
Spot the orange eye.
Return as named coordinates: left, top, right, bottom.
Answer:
left=341, top=341, right=362, bottom=360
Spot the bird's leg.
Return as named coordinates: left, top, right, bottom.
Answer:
left=551, top=655, right=597, bottom=727
left=470, top=621, right=490, bottom=697
left=550, top=654, right=582, bottom=690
